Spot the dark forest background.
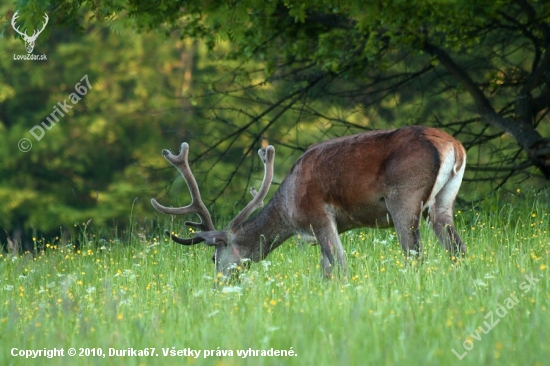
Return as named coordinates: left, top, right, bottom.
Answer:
left=1, top=0, right=549, bottom=251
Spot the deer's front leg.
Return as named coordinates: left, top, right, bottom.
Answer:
left=313, top=221, right=348, bottom=279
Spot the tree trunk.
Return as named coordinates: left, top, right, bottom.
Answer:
left=425, top=43, right=550, bottom=180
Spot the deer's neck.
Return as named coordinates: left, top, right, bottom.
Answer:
left=233, top=192, right=294, bottom=261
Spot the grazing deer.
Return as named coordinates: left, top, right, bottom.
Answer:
left=152, top=126, right=466, bottom=279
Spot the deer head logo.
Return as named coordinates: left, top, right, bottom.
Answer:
left=11, top=11, right=49, bottom=54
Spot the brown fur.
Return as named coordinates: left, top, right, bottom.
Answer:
left=154, top=126, right=467, bottom=279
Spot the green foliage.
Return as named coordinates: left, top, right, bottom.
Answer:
left=3, top=0, right=550, bottom=243
left=27, top=0, right=546, bottom=74
left=29, top=0, right=549, bottom=191
left=1, top=2, right=335, bottom=240
left=0, top=4, right=197, bottom=237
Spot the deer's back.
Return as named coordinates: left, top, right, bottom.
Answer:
left=279, top=126, right=463, bottom=232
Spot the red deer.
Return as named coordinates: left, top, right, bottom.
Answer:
left=151, top=126, right=466, bottom=279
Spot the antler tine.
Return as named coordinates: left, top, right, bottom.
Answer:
left=228, top=146, right=275, bottom=229
left=163, top=230, right=206, bottom=246
left=151, top=143, right=216, bottom=233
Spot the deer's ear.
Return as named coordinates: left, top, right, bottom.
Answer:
left=196, top=231, right=228, bottom=246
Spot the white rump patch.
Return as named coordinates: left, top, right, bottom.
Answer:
left=424, top=147, right=457, bottom=212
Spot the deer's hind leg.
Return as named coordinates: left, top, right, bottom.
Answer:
left=430, top=175, right=466, bottom=257
left=385, top=193, right=426, bottom=259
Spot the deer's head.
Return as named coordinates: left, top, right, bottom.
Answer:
left=11, top=11, right=48, bottom=54
left=151, top=143, right=275, bottom=280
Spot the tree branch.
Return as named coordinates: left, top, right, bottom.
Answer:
left=424, top=43, right=543, bottom=149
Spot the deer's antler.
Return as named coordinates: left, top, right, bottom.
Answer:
left=227, top=146, right=275, bottom=229
left=151, top=143, right=215, bottom=244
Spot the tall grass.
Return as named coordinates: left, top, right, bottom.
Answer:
left=0, top=194, right=548, bottom=365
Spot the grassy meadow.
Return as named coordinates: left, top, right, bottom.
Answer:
left=0, top=193, right=549, bottom=366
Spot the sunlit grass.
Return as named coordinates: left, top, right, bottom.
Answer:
left=0, top=194, right=549, bottom=365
